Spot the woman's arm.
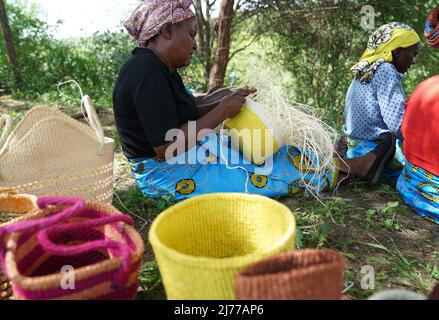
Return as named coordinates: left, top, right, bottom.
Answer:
left=194, top=87, right=234, bottom=117
left=153, top=87, right=256, bottom=160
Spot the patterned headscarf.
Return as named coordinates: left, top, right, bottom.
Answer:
left=425, top=5, right=439, bottom=48
left=351, top=22, right=421, bottom=84
left=124, top=0, right=196, bottom=48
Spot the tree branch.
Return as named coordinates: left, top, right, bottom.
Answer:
left=229, top=32, right=260, bottom=60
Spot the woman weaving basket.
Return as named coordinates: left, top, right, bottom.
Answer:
left=343, top=22, right=421, bottom=184
left=113, top=0, right=396, bottom=202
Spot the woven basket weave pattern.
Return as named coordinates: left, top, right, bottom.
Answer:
left=235, top=249, right=345, bottom=300
left=1, top=199, right=144, bottom=300
left=149, top=193, right=296, bottom=300
left=0, top=97, right=114, bottom=204
left=0, top=193, right=38, bottom=300
left=224, top=98, right=283, bottom=165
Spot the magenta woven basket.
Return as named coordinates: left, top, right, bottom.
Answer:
left=0, top=197, right=144, bottom=300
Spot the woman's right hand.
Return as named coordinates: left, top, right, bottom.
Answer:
left=218, top=87, right=257, bottom=118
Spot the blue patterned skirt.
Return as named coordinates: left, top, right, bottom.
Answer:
left=128, top=134, right=339, bottom=202
left=397, top=161, right=439, bottom=225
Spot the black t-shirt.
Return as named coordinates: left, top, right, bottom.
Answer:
left=112, top=48, right=199, bottom=159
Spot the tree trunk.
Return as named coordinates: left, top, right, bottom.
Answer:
left=194, top=0, right=216, bottom=91
left=207, top=0, right=234, bottom=91
left=0, top=0, right=22, bottom=84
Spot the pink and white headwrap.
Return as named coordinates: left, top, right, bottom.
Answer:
left=124, top=0, right=196, bottom=48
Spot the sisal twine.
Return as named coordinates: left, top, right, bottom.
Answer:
left=0, top=94, right=115, bottom=204
left=222, top=69, right=340, bottom=199
left=244, top=76, right=338, bottom=198
left=235, top=249, right=345, bottom=300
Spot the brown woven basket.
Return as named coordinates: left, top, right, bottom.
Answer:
left=235, top=249, right=345, bottom=300
left=0, top=192, right=38, bottom=300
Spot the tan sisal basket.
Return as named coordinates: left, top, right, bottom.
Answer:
left=0, top=96, right=114, bottom=204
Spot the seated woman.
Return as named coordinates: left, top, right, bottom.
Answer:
left=343, top=23, right=421, bottom=184
left=113, top=0, right=396, bottom=202
left=397, top=5, right=439, bottom=225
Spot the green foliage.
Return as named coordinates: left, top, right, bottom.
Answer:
left=364, top=209, right=377, bottom=230
left=294, top=196, right=355, bottom=248
left=360, top=240, right=435, bottom=293
left=137, top=261, right=166, bottom=300
left=113, top=186, right=175, bottom=221
left=363, top=201, right=407, bottom=231
left=2, top=0, right=438, bottom=122
left=248, top=0, right=439, bottom=128
left=0, top=2, right=132, bottom=108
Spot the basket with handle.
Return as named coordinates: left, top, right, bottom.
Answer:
left=0, top=192, right=38, bottom=300
left=0, top=96, right=114, bottom=204
left=149, top=193, right=296, bottom=300
left=0, top=196, right=144, bottom=300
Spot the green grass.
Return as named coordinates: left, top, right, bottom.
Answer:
left=359, top=240, right=436, bottom=294
left=111, top=187, right=174, bottom=300
left=112, top=186, right=177, bottom=236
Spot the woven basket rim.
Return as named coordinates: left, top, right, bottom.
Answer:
left=236, top=249, right=345, bottom=281
left=149, top=193, right=296, bottom=268
left=0, top=106, right=114, bottom=159
left=4, top=201, right=144, bottom=291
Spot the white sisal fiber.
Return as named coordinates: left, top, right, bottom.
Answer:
left=244, top=73, right=339, bottom=197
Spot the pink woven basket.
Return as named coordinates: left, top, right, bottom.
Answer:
left=0, top=197, right=144, bottom=300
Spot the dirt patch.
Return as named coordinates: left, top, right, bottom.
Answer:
left=0, top=95, right=29, bottom=113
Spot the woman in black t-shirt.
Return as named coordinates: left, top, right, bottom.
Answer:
left=114, top=0, right=397, bottom=202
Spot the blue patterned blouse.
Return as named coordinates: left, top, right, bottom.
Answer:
left=344, top=62, right=406, bottom=140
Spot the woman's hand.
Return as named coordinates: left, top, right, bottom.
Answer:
left=218, top=87, right=257, bottom=118
left=155, top=87, right=257, bottom=159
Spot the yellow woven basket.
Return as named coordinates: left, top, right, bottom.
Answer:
left=224, top=98, right=284, bottom=165
left=149, top=193, right=296, bottom=300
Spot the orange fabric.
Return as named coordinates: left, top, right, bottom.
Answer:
left=402, top=76, right=439, bottom=176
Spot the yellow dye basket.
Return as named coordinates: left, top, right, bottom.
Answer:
left=224, top=98, right=284, bottom=165
left=149, top=193, right=296, bottom=300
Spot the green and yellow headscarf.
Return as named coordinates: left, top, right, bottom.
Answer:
left=352, top=22, right=421, bottom=83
